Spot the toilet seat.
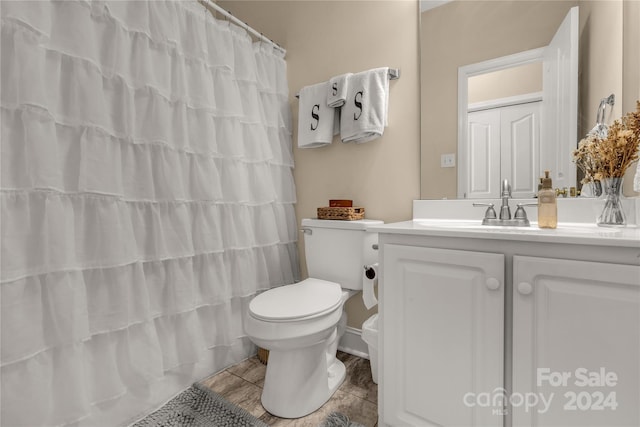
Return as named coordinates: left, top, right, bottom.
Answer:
left=249, top=278, right=343, bottom=322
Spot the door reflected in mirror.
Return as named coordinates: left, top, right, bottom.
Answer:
left=464, top=61, right=542, bottom=199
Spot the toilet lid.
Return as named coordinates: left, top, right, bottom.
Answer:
left=249, top=279, right=343, bottom=321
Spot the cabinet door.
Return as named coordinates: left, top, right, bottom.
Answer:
left=513, top=256, right=640, bottom=427
left=382, top=245, right=504, bottom=427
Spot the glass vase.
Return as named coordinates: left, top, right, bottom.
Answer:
left=596, top=177, right=626, bottom=227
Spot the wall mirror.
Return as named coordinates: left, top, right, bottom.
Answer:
left=419, top=0, right=630, bottom=200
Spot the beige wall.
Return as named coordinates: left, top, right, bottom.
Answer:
left=623, top=0, right=640, bottom=196
left=468, top=62, right=542, bottom=104
left=623, top=0, right=640, bottom=110
left=579, top=1, right=623, bottom=142
left=218, top=0, right=421, bottom=328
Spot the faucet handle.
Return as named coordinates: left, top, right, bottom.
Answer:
left=514, top=202, right=537, bottom=220
left=473, top=202, right=497, bottom=220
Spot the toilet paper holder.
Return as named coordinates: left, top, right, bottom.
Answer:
left=362, top=263, right=379, bottom=309
left=364, top=264, right=377, bottom=280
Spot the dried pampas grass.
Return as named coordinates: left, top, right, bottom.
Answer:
left=573, top=101, right=640, bottom=184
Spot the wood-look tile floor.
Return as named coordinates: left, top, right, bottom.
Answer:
left=200, top=351, right=378, bottom=426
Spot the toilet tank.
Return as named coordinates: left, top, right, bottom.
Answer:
left=300, top=218, right=383, bottom=291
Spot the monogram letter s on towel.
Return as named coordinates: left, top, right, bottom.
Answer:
left=311, top=104, right=320, bottom=131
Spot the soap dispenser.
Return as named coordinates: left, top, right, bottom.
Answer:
left=538, top=170, right=557, bottom=229
left=534, top=177, right=543, bottom=198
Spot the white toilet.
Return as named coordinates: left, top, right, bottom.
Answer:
left=244, top=218, right=382, bottom=418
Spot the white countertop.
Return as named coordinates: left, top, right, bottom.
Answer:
left=369, top=219, right=640, bottom=248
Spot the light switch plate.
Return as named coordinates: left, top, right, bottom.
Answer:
left=441, top=153, right=456, bottom=168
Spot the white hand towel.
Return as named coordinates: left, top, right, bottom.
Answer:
left=340, top=67, right=389, bottom=144
left=297, top=82, right=338, bottom=149
left=327, top=73, right=352, bottom=108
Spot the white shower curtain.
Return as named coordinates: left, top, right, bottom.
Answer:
left=0, top=1, right=299, bottom=425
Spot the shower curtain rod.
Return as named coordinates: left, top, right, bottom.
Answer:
left=199, top=0, right=287, bottom=56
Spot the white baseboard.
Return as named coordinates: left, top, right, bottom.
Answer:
left=338, top=326, right=370, bottom=359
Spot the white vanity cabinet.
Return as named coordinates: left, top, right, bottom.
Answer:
left=382, top=245, right=504, bottom=427
left=375, top=226, right=640, bottom=427
left=512, top=256, right=640, bottom=427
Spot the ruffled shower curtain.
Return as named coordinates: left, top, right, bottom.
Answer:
left=0, top=1, right=299, bottom=425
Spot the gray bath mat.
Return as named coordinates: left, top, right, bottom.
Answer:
left=319, top=412, right=367, bottom=427
left=131, top=383, right=268, bottom=427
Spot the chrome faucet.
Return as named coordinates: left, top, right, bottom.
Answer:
left=473, top=179, right=536, bottom=227
left=500, top=179, right=512, bottom=220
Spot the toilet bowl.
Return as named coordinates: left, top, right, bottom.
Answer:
left=244, top=218, right=382, bottom=418
left=245, top=279, right=353, bottom=418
